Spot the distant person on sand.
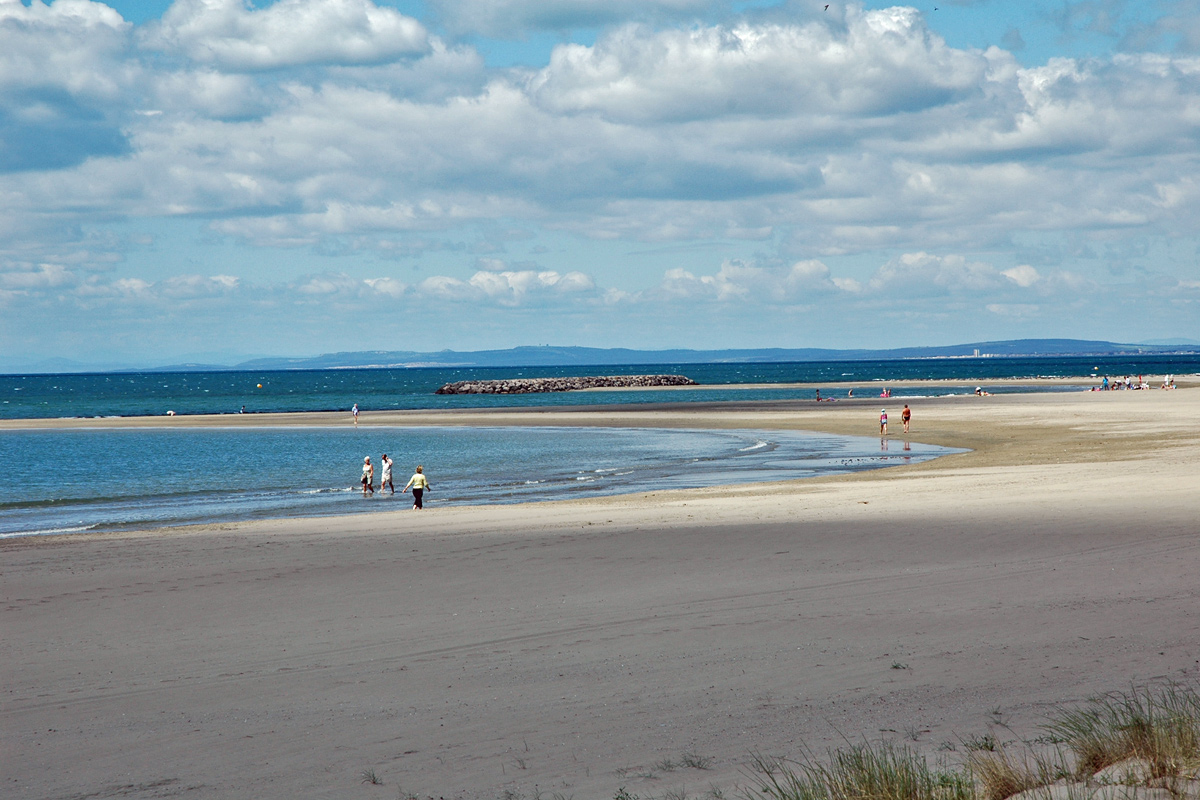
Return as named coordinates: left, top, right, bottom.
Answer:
left=880, top=409, right=888, bottom=436
left=361, top=456, right=374, bottom=496
left=352, top=403, right=359, bottom=426
left=380, top=454, right=394, bottom=494
left=403, top=465, right=430, bottom=510
left=815, top=388, right=821, bottom=402
left=901, top=404, right=911, bottom=434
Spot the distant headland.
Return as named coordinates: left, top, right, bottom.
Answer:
left=3, top=338, right=1198, bottom=374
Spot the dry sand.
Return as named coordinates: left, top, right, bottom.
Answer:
left=4, top=388, right=1200, bottom=800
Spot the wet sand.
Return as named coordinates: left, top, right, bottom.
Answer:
left=3, top=387, right=1199, bottom=800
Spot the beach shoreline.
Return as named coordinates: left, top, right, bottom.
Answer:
left=4, top=387, right=1200, bottom=800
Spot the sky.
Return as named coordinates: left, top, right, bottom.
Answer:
left=1, top=0, right=1199, bottom=367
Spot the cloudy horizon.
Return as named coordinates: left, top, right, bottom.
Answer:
left=2, top=0, right=1198, bottom=367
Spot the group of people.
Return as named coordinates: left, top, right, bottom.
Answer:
left=360, top=455, right=431, bottom=509
left=1096, top=374, right=1176, bottom=391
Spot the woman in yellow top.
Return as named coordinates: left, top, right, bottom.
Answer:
left=402, top=465, right=430, bottom=510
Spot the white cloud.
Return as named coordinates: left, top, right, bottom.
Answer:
left=418, top=269, right=596, bottom=305
left=654, top=258, right=850, bottom=303
left=0, top=262, right=72, bottom=289
left=1002, top=264, right=1042, bottom=287
left=141, top=0, right=430, bottom=70
left=0, top=0, right=132, bottom=97
left=529, top=10, right=988, bottom=123
left=868, top=252, right=1005, bottom=294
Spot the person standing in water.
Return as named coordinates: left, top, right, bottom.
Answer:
left=380, top=454, right=394, bottom=494
left=402, top=465, right=430, bottom=510
left=901, top=404, right=911, bottom=434
left=361, top=456, right=374, bottom=496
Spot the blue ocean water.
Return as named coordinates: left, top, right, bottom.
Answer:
left=0, top=426, right=958, bottom=538
left=2, top=355, right=1196, bottom=419
left=2, top=355, right=1193, bottom=538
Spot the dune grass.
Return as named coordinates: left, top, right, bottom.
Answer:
left=1044, top=684, right=1200, bottom=781
left=744, top=741, right=973, bottom=800
left=741, top=684, right=1200, bottom=800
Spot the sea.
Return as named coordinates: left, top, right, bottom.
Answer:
left=2, top=354, right=1196, bottom=539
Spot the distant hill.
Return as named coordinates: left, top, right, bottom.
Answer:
left=223, top=339, right=1198, bottom=371
left=4, top=339, right=1194, bottom=374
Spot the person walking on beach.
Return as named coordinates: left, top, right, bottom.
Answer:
left=880, top=409, right=888, bottom=436
left=402, top=465, right=430, bottom=510
left=380, top=454, right=394, bottom=494
left=352, top=403, right=359, bottom=426
left=901, top=404, right=911, bottom=434
left=361, top=456, right=374, bottom=496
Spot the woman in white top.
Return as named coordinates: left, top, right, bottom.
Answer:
left=361, top=456, right=374, bottom=496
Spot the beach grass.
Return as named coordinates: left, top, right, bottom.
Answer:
left=1045, top=684, right=1200, bottom=781
left=743, top=741, right=973, bottom=800
left=741, top=684, right=1200, bottom=800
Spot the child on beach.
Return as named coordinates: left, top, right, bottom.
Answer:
left=403, top=465, right=430, bottom=510
left=880, top=409, right=888, bottom=435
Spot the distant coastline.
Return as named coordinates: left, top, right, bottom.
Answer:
left=4, top=338, right=1200, bottom=375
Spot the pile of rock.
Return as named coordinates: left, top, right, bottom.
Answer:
left=435, top=374, right=697, bottom=395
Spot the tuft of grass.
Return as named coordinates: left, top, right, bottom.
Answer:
left=891, top=663, right=910, bottom=671
left=1043, top=683, right=1200, bottom=780
left=613, top=788, right=640, bottom=800
left=360, top=768, right=383, bottom=785
left=655, top=758, right=679, bottom=772
left=744, top=741, right=973, bottom=800
left=662, top=788, right=689, bottom=800
left=681, top=752, right=713, bottom=770
left=962, top=733, right=998, bottom=752
left=968, top=744, right=1063, bottom=800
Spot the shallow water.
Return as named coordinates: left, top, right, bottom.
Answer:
left=0, top=426, right=961, bottom=538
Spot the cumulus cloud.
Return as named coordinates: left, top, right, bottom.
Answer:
left=530, top=10, right=988, bottom=123
left=418, top=269, right=596, bottom=305
left=141, top=0, right=430, bottom=69
left=0, top=0, right=135, bottom=171
left=0, top=262, right=73, bottom=290
left=653, top=258, right=853, bottom=303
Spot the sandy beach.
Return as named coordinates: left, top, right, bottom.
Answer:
left=4, top=387, right=1200, bottom=800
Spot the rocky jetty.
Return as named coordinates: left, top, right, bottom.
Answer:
left=435, top=374, right=697, bottom=395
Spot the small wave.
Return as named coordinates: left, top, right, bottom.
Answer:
left=739, top=440, right=770, bottom=452
left=298, top=487, right=355, bottom=495
left=0, top=524, right=99, bottom=539
left=524, top=480, right=541, bottom=485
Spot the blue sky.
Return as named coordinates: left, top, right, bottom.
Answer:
left=1, top=0, right=1198, bottom=367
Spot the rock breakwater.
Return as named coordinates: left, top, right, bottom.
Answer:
left=435, top=375, right=697, bottom=395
